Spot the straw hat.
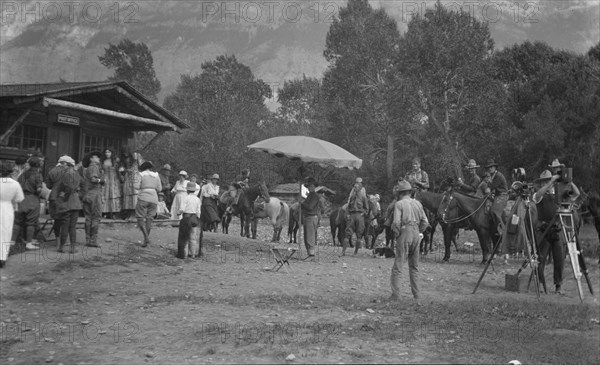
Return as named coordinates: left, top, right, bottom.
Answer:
left=179, top=170, right=188, bottom=177
left=355, top=177, right=363, bottom=184
left=58, top=155, right=75, bottom=166
left=210, top=173, right=220, bottom=180
left=548, top=159, right=565, bottom=168
left=466, top=159, right=480, bottom=169
left=535, top=170, right=553, bottom=182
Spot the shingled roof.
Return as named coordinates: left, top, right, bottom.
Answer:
left=0, top=81, right=189, bottom=131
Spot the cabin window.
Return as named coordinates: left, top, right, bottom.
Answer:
left=6, top=125, right=46, bottom=152
left=83, top=134, right=122, bottom=155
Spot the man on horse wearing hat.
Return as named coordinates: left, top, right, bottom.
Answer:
left=458, top=159, right=481, bottom=194
left=484, top=159, right=508, bottom=240
left=404, top=157, right=429, bottom=191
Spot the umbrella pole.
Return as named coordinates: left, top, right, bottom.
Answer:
left=298, top=181, right=303, bottom=256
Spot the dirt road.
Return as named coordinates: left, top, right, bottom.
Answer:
left=1, top=219, right=599, bottom=364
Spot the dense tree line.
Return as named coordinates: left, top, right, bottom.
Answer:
left=101, top=0, right=600, bottom=199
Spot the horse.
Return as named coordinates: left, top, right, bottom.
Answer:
left=438, top=188, right=497, bottom=264
left=217, top=199, right=232, bottom=234
left=229, top=182, right=270, bottom=238
left=329, top=198, right=379, bottom=249
left=250, top=197, right=289, bottom=242
left=288, top=202, right=300, bottom=244
left=414, top=189, right=460, bottom=261
left=581, top=189, right=600, bottom=262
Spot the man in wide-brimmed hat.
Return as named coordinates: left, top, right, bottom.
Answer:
left=82, top=151, right=105, bottom=247
left=547, top=158, right=580, bottom=204
left=484, top=159, right=508, bottom=246
left=458, top=159, right=481, bottom=194
left=389, top=180, right=429, bottom=305
left=200, top=173, right=221, bottom=229
left=300, top=177, right=320, bottom=259
left=341, top=177, right=370, bottom=256
left=532, top=170, right=566, bottom=293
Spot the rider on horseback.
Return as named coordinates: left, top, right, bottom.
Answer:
left=404, top=157, right=429, bottom=192
left=457, top=159, right=481, bottom=194
left=483, top=159, right=508, bottom=241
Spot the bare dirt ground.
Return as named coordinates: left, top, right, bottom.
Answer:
left=1, top=217, right=599, bottom=365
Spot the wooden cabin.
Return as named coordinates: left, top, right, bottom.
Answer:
left=0, top=81, right=188, bottom=173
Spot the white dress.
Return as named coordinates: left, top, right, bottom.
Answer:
left=1, top=178, right=24, bottom=261
left=170, top=179, right=189, bottom=220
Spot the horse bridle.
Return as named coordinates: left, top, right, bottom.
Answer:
left=440, top=191, right=491, bottom=224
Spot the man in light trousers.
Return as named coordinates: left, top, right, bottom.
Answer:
left=390, top=180, right=430, bottom=306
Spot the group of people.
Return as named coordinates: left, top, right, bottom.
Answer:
left=297, top=155, right=582, bottom=304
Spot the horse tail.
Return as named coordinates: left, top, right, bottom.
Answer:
left=278, top=201, right=289, bottom=229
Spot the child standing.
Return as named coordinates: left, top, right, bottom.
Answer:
left=177, top=182, right=202, bottom=259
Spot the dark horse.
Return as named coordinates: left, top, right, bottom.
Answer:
left=438, top=189, right=496, bottom=264
left=328, top=198, right=380, bottom=249
left=581, top=189, right=600, bottom=263
left=233, top=182, right=270, bottom=238
left=414, top=190, right=460, bottom=261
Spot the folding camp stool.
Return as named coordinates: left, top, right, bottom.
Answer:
left=270, top=247, right=298, bottom=273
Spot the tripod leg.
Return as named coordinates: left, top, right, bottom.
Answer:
left=575, top=235, right=594, bottom=295
left=473, top=233, right=503, bottom=294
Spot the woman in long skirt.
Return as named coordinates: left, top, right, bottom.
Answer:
left=101, top=148, right=122, bottom=219
left=1, top=162, right=25, bottom=268
left=121, top=152, right=142, bottom=220
left=170, top=171, right=189, bottom=220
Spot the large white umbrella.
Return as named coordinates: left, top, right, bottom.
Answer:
left=247, top=136, right=362, bottom=170
left=247, top=136, right=362, bottom=260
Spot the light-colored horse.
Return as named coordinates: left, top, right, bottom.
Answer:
left=251, top=197, right=290, bottom=242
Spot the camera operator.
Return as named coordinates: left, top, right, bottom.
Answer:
left=532, top=161, right=580, bottom=294
left=548, top=159, right=581, bottom=205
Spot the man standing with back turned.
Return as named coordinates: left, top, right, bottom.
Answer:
left=389, top=180, right=429, bottom=306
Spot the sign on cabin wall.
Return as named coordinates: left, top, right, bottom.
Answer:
left=57, top=114, right=80, bottom=126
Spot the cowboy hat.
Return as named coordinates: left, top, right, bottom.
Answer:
left=186, top=181, right=197, bottom=192
left=179, top=170, right=188, bottom=176
left=210, top=173, right=220, bottom=180
left=304, top=177, right=318, bottom=187
left=535, top=170, right=553, bottom=182
left=162, top=164, right=171, bottom=170
left=484, top=159, right=498, bottom=168
left=355, top=177, right=363, bottom=184
left=548, top=159, right=565, bottom=168
left=466, top=159, right=480, bottom=169
left=394, top=180, right=412, bottom=193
